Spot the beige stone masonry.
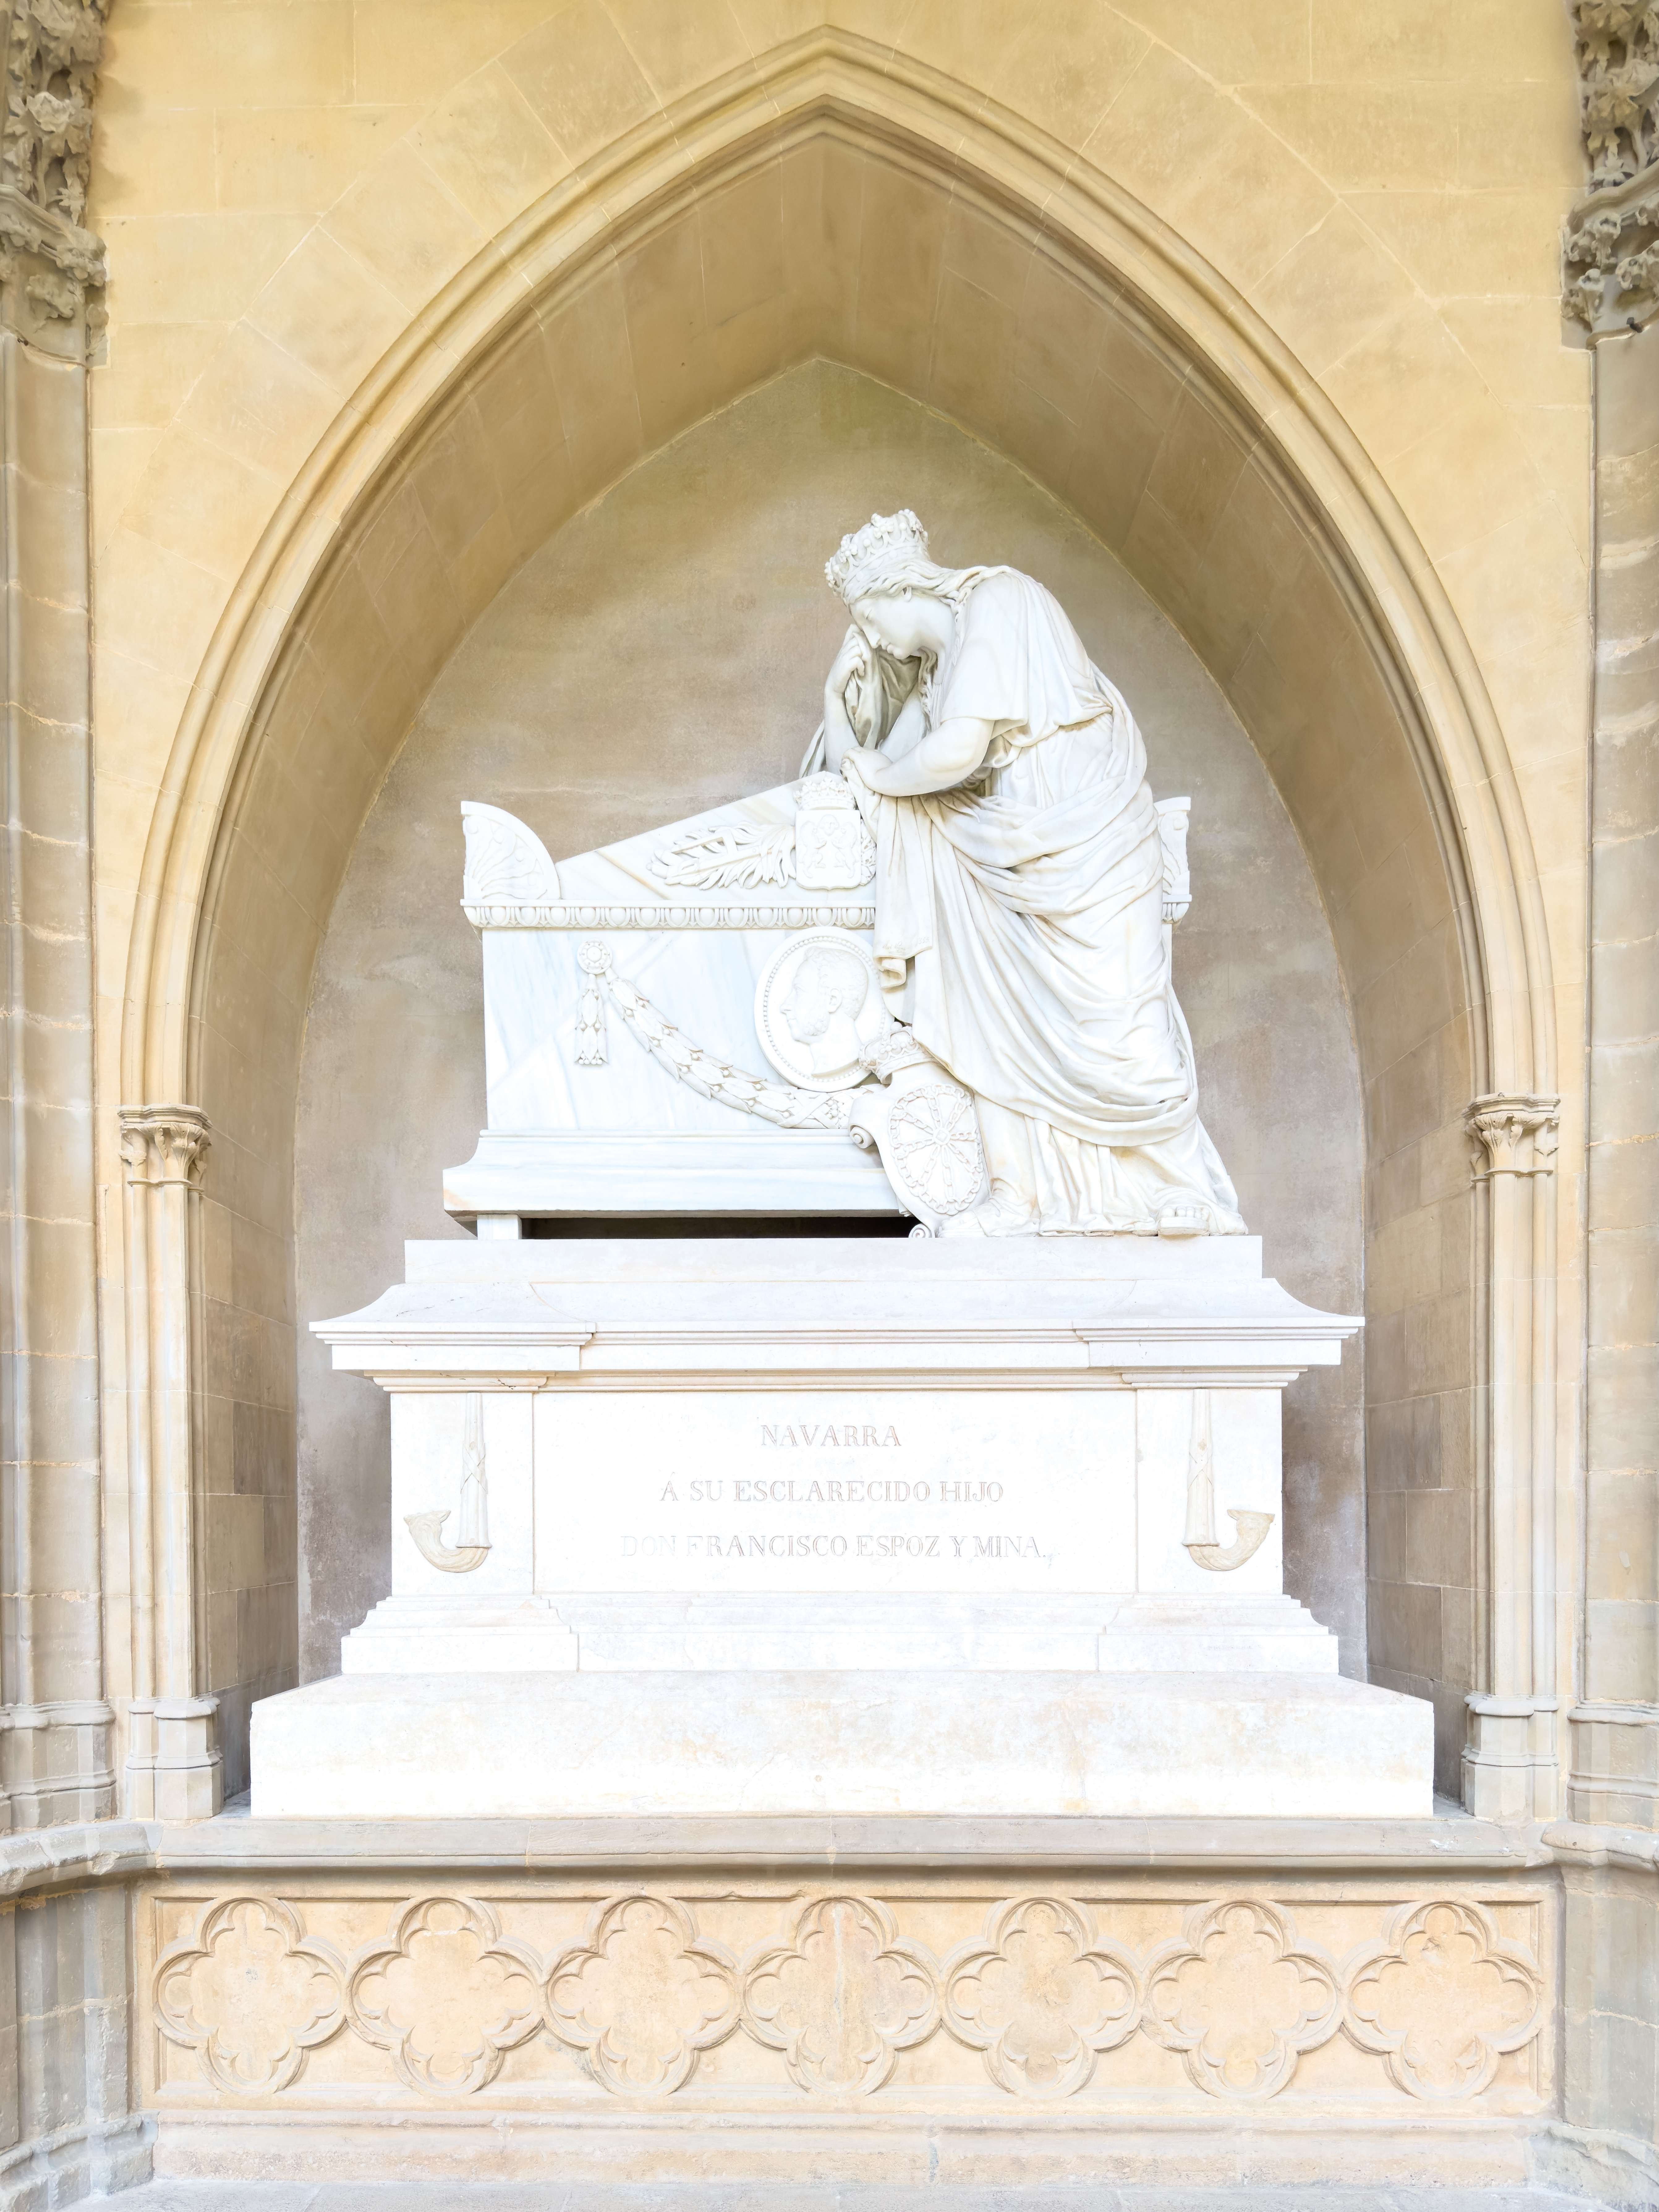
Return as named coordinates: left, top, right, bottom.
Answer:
left=86, top=23, right=1571, bottom=1807
left=0, top=147, right=114, bottom=1823
left=1575, top=317, right=1659, bottom=1825
left=0, top=1812, right=1641, bottom=2204
left=117, top=1107, right=222, bottom=1821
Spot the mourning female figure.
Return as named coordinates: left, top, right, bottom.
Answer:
left=813, top=510, right=1242, bottom=1240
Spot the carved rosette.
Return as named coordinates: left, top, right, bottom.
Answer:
left=741, top=1895, right=939, bottom=2096
left=942, top=1897, right=1139, bottom=2099
left=1344, top=1900, right=1544, bottom=2099
left=154, top=1897, right=345, bottom=2094
left=1142, top=1900, right=1341, bottom=2100
left=346, top=1896, right=542, bottom=2096
left=543, top=1892, right=739, bottom=2096
left=1564, top=2, right=1659, bottom=333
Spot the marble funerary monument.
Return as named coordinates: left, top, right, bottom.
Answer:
left=267, top=513, right=1425, bottom=1824
left=2, top=3, right=1656, bottom=2201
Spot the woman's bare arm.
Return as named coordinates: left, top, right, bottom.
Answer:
left=846, top=714, right=995, bottom=797
left=876, top=691, right=927, bottom=762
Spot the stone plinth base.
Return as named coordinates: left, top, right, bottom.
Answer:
left=135, top=1807, right=1573, bottom=2197
left=250, top=1667, right=1431, bottom=1819
left=151, top=2112, right=1540, bottom=2192
left=339, top=1590, right=1340, bottom=1675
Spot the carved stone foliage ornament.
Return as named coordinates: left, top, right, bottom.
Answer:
left=543, top=1893, right=739, bottom=2096
left=648, top=769, right=881, bottom=897
left=346, top=1896, right=542, bottom=2095
left=653, top=818, right=797, bottom=891
left=1142, top=1900, right=1341, bottom=2099
left=1344, top=1900, right=1544, bottom=2099
left=0, top=0, right=108, bottom=339
left=943, top=1897, right=1139, bottom=2099
left=1564, top=1, right=1659, bottom=332
left=117, top=1104, right=211, bottom=1188
left=155, top=1897, right=344, bottom=2093
left=742, top=1895, right=938, bottom=2095
left=1466, top=1094, right=1561, bottom=1180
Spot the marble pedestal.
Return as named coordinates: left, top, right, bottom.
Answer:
left=253, top=1238, right=1432, bottom=1819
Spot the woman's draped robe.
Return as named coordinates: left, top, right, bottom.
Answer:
left=846, top=568, right=1243, bottom=1235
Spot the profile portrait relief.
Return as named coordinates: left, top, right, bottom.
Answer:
left=754, top=929, right=886, bottom=1092
left=779, top=944, right=869, bottom=1077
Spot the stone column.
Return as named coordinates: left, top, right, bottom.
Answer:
left=1562, top=1, right=1659, bottom=1829
left=1572, top=324, right=1659, bottom=1823
left=1463, top=1095, right=1561, bottom=1820
left=0, top=0, right=116, bottom=1828
left=116, top=1108, right=221, bottom=1819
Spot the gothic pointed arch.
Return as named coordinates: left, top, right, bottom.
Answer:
left=113, top=36, right=1559, bottom=1805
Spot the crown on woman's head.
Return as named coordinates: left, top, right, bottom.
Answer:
left=824, top=509, right=929, bottom=600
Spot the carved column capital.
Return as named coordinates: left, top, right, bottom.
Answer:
left=1563, top=1, right=1659, bottom=335
left=117, top=1105, right=211, bottom=1188
left=1467, top=1093, right=1561, bottom=1180
left=0, top=0, right=108, bottom=355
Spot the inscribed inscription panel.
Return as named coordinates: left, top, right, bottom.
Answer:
left=533, top=1389, right=1134, bottom=1593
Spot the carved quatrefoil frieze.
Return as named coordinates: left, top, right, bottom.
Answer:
left=1344, top=1899, right=1544, bottom=2099
left=150, top=1886, right=1548, bottom=2107
left=346, top=1895, right=542, bottom=2095
left=1142, top=1899, right=1342, bottom=2099
left=742, top=1894, right=939, bottom=2095
left=943, top=1896, right=1139, bottom=2099
left=154, top=1896, right=345, bottom=2093
left=544, top=1892, right=740, bottom=2095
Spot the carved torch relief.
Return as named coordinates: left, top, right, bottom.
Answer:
left=1182, top=1389, right=1273, bottom=1573
left=406, top=1394, right=491, bottom=1573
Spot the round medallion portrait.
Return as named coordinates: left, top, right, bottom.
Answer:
left=754, top=928, right=886, bottom=1092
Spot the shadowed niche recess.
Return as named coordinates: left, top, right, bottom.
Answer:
left=294, top=366, right=1363, bottom=1696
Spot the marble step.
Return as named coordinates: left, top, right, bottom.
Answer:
left=117, top=2184, right=1611, bottom=2211
left=251, top=1666, right=1431, bottom=1821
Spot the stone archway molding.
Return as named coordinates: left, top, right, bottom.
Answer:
left=113, top=31, right=1561, bottom=1819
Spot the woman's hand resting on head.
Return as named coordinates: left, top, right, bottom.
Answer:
left=823, top=624, right=868, bottom=710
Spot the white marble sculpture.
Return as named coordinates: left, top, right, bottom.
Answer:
left=258, top=518, right=1437, bottom=1824
left=811, top=510, right=1243, bottom=1239
left=444, top=519, right=1241, bottom=1242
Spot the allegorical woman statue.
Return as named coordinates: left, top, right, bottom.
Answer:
left=808, top=510, right=1244, bottom=1240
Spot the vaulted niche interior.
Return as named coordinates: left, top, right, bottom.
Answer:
left=186, top=123, right=1481, bottom=1787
